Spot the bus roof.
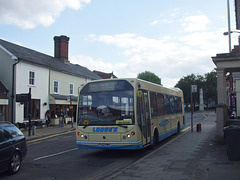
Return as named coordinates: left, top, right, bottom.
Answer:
left=80, top=78, right=183, bottom=96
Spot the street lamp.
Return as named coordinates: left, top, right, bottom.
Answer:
left=223, top=31, right=240, bottom=36
left=223, top=31, right=240, bottom=53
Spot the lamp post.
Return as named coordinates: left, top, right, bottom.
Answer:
left=191, top=85, right=197, bottom=132
left=69, top=95, right=73, bottom=128
left=227, top=0, right=231, bottom=52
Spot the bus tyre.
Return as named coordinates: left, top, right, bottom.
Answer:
left=151, top=130, right=159, bottom=149
left=177, top=122, right=180, bottom=134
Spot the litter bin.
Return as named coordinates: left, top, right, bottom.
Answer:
left=224, top=125, right=240, bottom=161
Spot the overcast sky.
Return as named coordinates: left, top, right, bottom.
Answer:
left=0, top=0, right=239, bottom=87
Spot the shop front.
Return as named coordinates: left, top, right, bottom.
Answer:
left=49, top=94, right=77, bottom=125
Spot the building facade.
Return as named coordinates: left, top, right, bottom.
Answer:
left=0, top=36, right=101, bottom=124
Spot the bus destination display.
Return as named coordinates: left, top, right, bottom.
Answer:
left=88, top=81, right=126, bottom=92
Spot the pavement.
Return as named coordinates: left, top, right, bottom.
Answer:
left=22, top=111, right=240, bottom=180
left=23, top=123, right=76, bottom=141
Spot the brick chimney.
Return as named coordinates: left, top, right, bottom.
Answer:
left=54, top=35, right=70, bottom=62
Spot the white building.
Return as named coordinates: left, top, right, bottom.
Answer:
left=0, top=36, right=101, bottom=124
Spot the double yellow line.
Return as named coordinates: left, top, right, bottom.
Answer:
left=27, top=130, right=75, bottom=144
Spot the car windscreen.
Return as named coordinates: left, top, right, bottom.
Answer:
left=3, top=125, right=24, bottom=138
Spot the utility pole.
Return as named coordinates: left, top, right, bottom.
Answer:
left=28, top=88, right=32, bottom=136
left=227, top=0, right=232, bottom=52
left=191, top=85, right=197, bottom=132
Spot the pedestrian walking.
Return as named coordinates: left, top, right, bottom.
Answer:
left=45, top=110, right=51, bottom=127
left=59, top=109, right=65, bottom=127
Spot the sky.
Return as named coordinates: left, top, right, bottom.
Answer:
left=0, top=0, right=239, bottom=88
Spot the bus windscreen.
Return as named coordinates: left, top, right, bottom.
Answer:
left=78, top=80, right=134, bottom=126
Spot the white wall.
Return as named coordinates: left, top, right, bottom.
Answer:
left=15, top=62, right=49, bottom=122
left=50, top=70, right=87, bottom=97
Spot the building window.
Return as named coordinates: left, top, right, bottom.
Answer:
left=24, top=99, right=40, bottom=120
left=70, top=83, right=74, bottom=95
left=54, top=80, right=59, bottom=94
left=29, top=71, right=35, bottom=85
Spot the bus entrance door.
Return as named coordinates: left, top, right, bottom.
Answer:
left=138, top=91, right=151, bottom=146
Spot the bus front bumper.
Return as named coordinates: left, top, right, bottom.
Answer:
left=76, top=141, right=143, bottom=150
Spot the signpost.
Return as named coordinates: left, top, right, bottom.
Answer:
left=191, top=85, right=197, bottom=132
left=16, top=88, right=31, bottom=136
left=68, top=95, right=73, bottom=128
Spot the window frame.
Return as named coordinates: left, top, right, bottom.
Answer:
left=24, top=99, right=40, bottom=120
left=29, top=70, right=36, bottom=86
left=53, top=80, right=59, bottom=94
left=70, top=83, right=74, bottom=95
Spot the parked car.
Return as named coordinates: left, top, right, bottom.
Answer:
left=0, top=121, right=27, bottom=174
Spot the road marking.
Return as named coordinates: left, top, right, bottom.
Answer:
left=27, top=130, right=74, bottom=144
left=182, top=126, right=191, bottom=132
left=34, top=148, right=78, bottom=161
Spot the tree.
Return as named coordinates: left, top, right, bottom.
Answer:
left=203, top=71, right=217, bottom=108
left=175, top=71, right=217, bottom=109
left=137, top=71, right=161, bottom=85
left=175, top=74, right=202, bottom=104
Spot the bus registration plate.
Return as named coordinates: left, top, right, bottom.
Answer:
left=98, top=143, right=111, bottom=147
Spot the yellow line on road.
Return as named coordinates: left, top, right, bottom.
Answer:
left=182, top=126, right=191, bottom=133
left=27, top=130, right=75, bottom=144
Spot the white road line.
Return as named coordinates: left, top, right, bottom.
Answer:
left=34, top=148, right=78, bottom=161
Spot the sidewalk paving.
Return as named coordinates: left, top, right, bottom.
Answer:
left=23, top=123, right=75, bottom=141
left=106, top=111, right=240, bottom=180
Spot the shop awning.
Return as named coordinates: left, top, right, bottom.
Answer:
left=49, top=94, right=78, bottom=105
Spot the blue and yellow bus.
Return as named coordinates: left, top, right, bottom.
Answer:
left=76, top=78, right=185, bottom=150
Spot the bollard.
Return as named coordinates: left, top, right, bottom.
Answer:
left=196, top=123, right=202, bottom=132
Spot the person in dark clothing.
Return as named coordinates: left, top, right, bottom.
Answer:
left=45, top=110, right=51, bottom=127
left=59, top=109, right=65, bottom=127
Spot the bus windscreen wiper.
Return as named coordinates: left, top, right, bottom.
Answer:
left=83, top=122, right=128, bottom=129
left=115, top=124, right=128, bottom=128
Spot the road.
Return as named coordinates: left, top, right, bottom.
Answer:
left=1, top=111, right=208, bottom=180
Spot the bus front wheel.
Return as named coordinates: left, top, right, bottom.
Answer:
left=177, top=122, right=180, bottom=134
left=151, top=130, right=159, bottom=148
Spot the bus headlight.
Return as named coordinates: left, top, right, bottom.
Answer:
left=77, top=132, right=85, bottom=138
left=127, top=134, right=131, bottom=138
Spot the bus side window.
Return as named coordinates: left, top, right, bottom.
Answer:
left=170, top=96, right=175, bottom=114
left=137, top=96, right=142, bottom=131
left=150, top=92, right=157, bottom=117
left=165, top=95, right=170, bottom=114
left=157, top=93, right=165, bottom=116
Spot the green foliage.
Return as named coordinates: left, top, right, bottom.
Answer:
left=175, top=70, right=217, bottom=106
left=137, top=71, right=161, bottom=85
left=203, top=71, right=217, bottom=106
left=175, top=74, right=202, bottom=104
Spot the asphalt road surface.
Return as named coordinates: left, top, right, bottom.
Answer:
left=0, top=111, right=207, bottom=180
